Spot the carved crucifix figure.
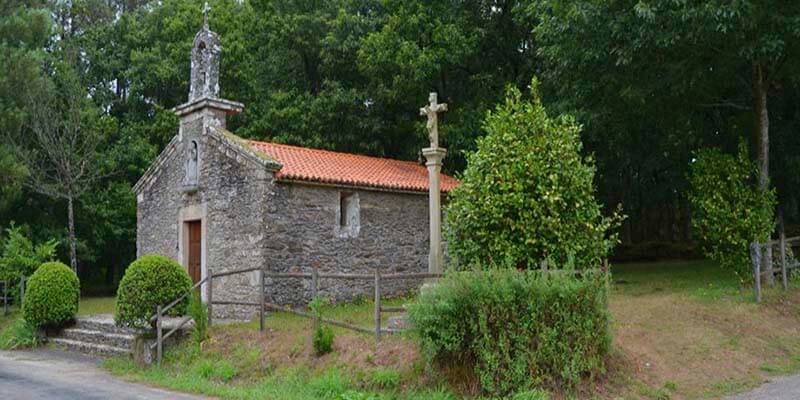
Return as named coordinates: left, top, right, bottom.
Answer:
left=419, top=92, right=448, bottom=274
left=419, top=92, right=447, bottom=148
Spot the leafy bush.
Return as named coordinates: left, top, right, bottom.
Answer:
left=688, top=142, right=776, bottom=283
left=409, top=269, right=610, bottom=397
left=369, top=368, right=401, bottom=389
left=0, top=317, right=41, bottom=349
left=510, top=389, right=551, bottom=400
left=191, top=359, right=238, bottom=382
left=115, top=254, right=192, bottom=328
left=22, top=261, right=80, bottom=328
left=446, top=79, right=623, bottom=270
left=310, top=296, right=335, bottom=356
left=188, top=291, right=208, bottom=345
left=0, top=224, right=57, bottom=281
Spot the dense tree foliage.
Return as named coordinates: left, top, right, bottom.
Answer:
left=1, top=0, right=799, bottom=290
left=689, top=143, right=776, bottom=283
left=446, top=81, right=622, bottom=270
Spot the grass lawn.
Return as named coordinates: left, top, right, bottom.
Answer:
left=608, top=260, right=800, bottom=399
left=21, top=262, right=794, bottom=400
left=78, top=296, right=116, bottom=315
left=0, top=296, right=116, bottom=349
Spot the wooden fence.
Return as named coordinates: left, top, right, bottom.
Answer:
left=150, top=265, right=609, bottom=364
left=150, top=266, right=441, bottom=364
left=1, top=276, right=27, bottom=316
left=750, top=229, right=800, bottom=302
left=1, top=280, right=8, bottom=316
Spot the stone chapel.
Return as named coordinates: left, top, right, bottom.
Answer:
left=132, top=16, right=459, bottom=319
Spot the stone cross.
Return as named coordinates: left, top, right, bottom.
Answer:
left=420, top=92, right=447, bottom=274
left=202, top=2, right=211, bottom=29
left=419, top=92, right=447, bottom=148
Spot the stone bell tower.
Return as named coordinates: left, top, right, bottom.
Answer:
left=189, top=3, right=220, bottom=102
left=174, top=2, right=244, bottom=192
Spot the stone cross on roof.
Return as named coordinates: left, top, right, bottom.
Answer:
left=419, top=92, right=447, bottom=148
left=189, top=3, right=220, bottom=102
left=202, top=2, right=211, bottom=29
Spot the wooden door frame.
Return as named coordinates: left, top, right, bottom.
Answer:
left=178, top=204, right=208, bottom=302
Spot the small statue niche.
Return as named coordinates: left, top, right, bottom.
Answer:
left=183, top=140, right=199, bottom=191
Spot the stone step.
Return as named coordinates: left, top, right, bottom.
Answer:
left=72, top=315, right=140, bottom=335
left=49, top=338, right=131, bottom=357
left=59, top=328, right=135, bottom=349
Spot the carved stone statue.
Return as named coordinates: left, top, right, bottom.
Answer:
left=419, top=92, right=448, bottom=148
left=184, top=140, right=199, bottom=188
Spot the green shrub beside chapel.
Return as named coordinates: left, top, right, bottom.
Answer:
left=409, top=269, right=610, bottom=397
left=22, top=261, right=80, bottom=329
left=445, top=79, right=623, bottom=270
left=115, top=254, right=193, bottom=328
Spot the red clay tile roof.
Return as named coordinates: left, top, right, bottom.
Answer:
left=246, top=140, right=460, bottom=193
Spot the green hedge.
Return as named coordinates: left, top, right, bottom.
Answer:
left=408, top=269, right=610, bottom=397
left=22, top=261, right=80, bottom=329
left=115, top=254, right=193, bottom=328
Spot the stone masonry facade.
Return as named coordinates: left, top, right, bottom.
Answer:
left=136, top=124, right=430, bottom=319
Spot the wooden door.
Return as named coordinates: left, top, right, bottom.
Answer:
left=187, top=221, right=202, bottom=284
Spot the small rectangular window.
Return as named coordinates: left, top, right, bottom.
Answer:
left=340, top=192, right=353, bottom=227
left=337, top=191, right=360, bottom=237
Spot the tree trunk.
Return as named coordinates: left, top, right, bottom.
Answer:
left=753, top=62, right=773, bottom=286
left=67, top=195, right=78, bottom=275
left=753, top=63, right=769, bottom=192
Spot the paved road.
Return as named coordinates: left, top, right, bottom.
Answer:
left=725, top=375, right=800, bottom=400
left=0, top=349, right=209, bottom=400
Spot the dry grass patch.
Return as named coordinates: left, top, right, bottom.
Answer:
left=608, top=261, right=800, bottom=399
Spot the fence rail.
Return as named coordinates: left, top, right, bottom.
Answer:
left=149, top=266, right=440, bottom=364
left=150, top=275, right=209, bottom=363
left=1, top=280, right=7, bottom=316
left=0, top=276, right=27, bottom=316
left=149, top=265, right=607, bottom=364
left=751, top=225, right=797, bottom=302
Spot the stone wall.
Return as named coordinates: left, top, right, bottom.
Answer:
left=137, top=115, right=271, bottom=320
left=263, top=183, right=430, bottom=305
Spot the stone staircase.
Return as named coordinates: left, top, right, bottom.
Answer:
left=48, top=314, right=137, bottom=357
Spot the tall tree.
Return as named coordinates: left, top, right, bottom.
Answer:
left=529, top=0, right=800, bottom=243
left=0, top=2, right=51, bottom=211
left=12, top=64, right=108, bottom=273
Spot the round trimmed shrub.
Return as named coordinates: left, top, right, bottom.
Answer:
left=22, top=261, right=80, bottom=329
left=115, top=254, right=193, bottom=328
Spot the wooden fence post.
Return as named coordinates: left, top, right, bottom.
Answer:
left=259, top=267, right=265, bottom=334
left=156, top=305, right=163, bottom=365
left=750, top=242, right=762, bottom=303
left=311, top=265, right=319, bottom=332
left=765, top=244, right=774, bottom=287
left=2, top=280, right=7, bottom=316
left=207, top=267, right=213, bottom=327
left=781, top=228, right=788, bottom=291
left=19, top=276, right=25, bottom=305
left=374, top=268, right=381, bottom=344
